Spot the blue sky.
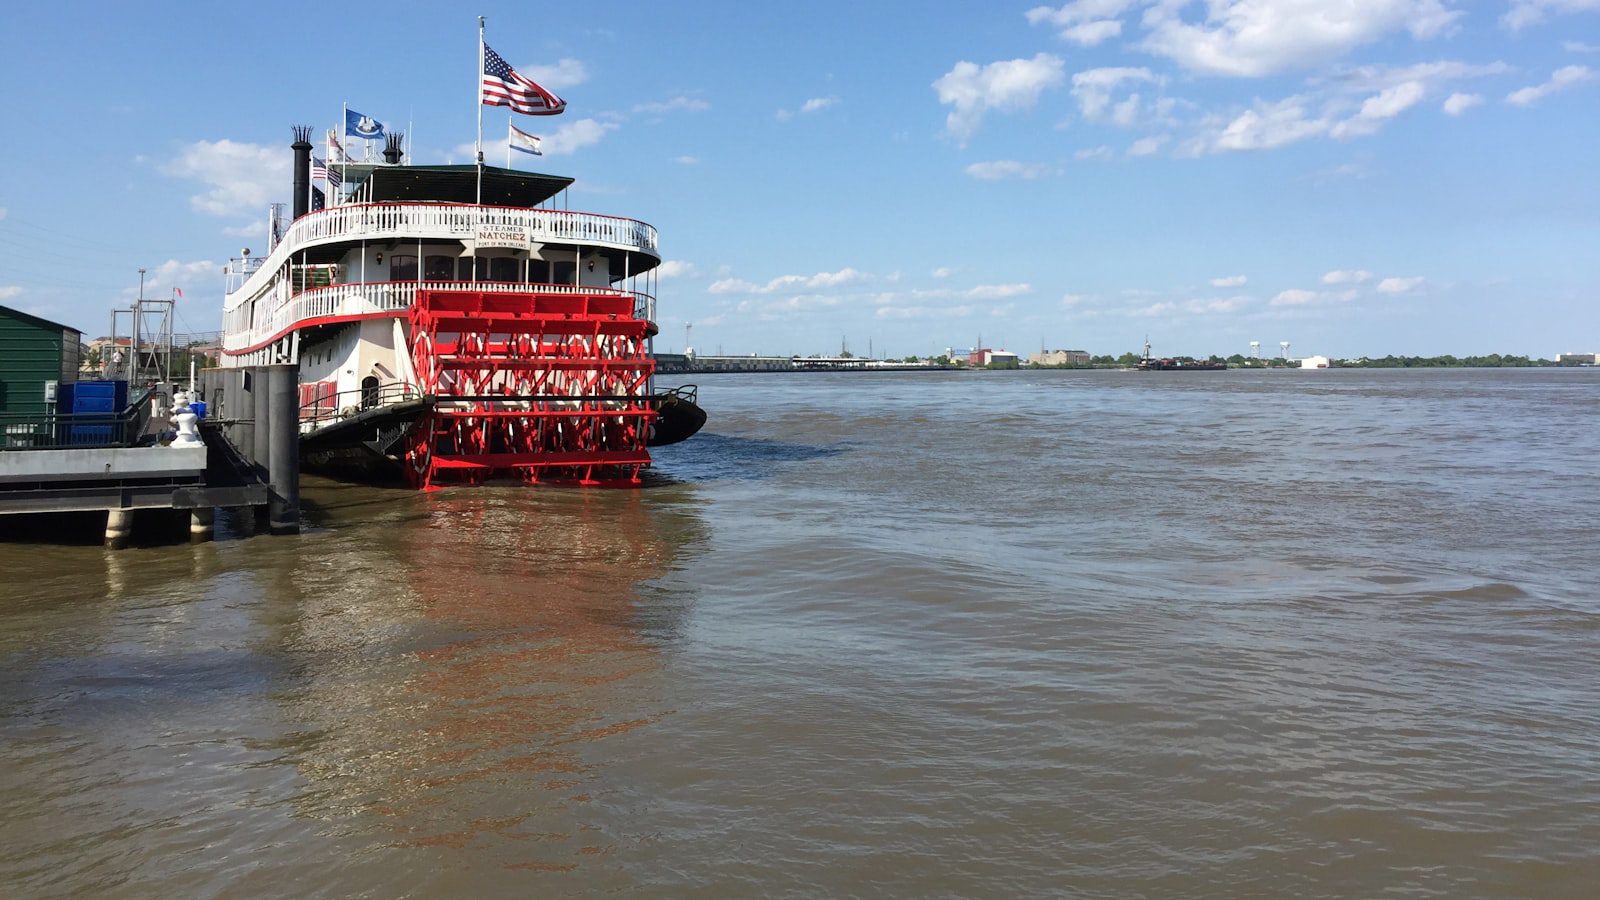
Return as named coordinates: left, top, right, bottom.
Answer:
left=1, top=1, right=1596, bottom=358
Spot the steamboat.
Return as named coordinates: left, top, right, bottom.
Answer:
left=219, top=126, right=704, bottom=488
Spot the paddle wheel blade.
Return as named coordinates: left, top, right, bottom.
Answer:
left=406, top=288, right=656, bottom=487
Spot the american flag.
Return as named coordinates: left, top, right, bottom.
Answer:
left=482, top=44, right=566, bottom=116
left=312, top=156, right=342, bottom=188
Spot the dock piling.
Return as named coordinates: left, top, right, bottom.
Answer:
left=266, top=365, right=300, bottom=535
left=105, top=509, right=133, bottom=550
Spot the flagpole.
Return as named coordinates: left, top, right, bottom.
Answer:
left=475, top=16, right=485, bottom=205
left=474, top=16, right=485, bottom=285
left=340, top=102, right=348, bottom=189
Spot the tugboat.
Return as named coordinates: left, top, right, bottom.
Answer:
left=1135, top=337, right=1227, bottom=371
left=218, top=125, right=704, bottom=487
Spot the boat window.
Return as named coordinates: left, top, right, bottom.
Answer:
left=389, top=255, right=418, bottom=281
left=489, top=257, right=518, bottom=283
left=457, top=257, right=489, bottom=281
left=552, top=261, right=575, bottom=285
left=528, top=259, right=551, bottom=283
left=425, top=255, right=455, bottom=280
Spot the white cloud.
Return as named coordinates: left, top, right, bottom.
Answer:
left=221, top=222, right=261, bottom=238
left=1027, top=1, right=1137, bottom=44
left=1128, top=134, right=1168, bottom=156
left=1506, top=65, right=1595, bottom=105
left=1322, top=269, right=1374, bottom=284
left=1330, top=80, right=1427, bottom=138
left=1075, top=145, right=1115, bottom=160
left=710, top=268, right=864, bottom=294
left=1205, top=96, right=1330, bottom=152
left=675, top=155, right=698, bottom=165
left=801, top=96, right=839, bottom=113
left=932, top=267, right=957, bottom=278
left=736, top=294, right=845, bottom=317
left=1071, top=67, right=1160, bottom=119
left=633, top=96, right=710, bottom=115
left=708, top=278, right=760, bottom=294
left=933, top=53, right=1066, bottom=142
left=1129, top=301, right=1177, bottom=317
left=542, top=118, right=619, bottom=155
left=1503, top=0, right=1600, bottom=31
left=1142, top=1, right=1461, bottom=77
left=1061, top=293, right=1088, bottom=306
left=1377, top=275, right=1425, bottom=293
left=521, top=58, right=588, bottom=91
left=876, top=305, right=977, bottom=320
left=1272, top=288, right=1318, bottom=306
left=132, top=259, right=220, bottom=298
left=964, top=160, right=1055, bottom=180
left=1112, top=94, right=1144, bottom=125
left=162, top=139, right=290, bottom=216
left=967, top=283, right=1032, bottom=299
left=1187, top=296, right=1250, bottom=313
left=1442, top=92, right=1483, bottom=115
left=1211, top=274, right=1248, bottom=287
left=1326, top=60, right=1512, bottom=93
left=0, top=286, right=21, bottom=300
left=1066, top=20, right=1125, bottom=44
left=0, top=207, right=7, bottom=220
left=1566, top=40, right=1600, bottom=53
left=657, top=260, right=699, bottom=279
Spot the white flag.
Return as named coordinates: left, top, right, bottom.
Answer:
left=509, top=122, right=543, bottom=156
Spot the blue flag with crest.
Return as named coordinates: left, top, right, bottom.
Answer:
left=345, top=109, right=385, bottom=140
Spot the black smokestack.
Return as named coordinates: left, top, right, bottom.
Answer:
left=291, top=125, right=313, bottom=219
left=383, top=132, right=405, bottom=165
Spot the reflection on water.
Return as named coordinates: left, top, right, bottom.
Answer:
left=3, top=369, right=1600, bottom=895
left=0, top=482, right=708, bottom=893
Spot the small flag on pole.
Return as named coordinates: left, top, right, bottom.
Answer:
left=345, top=109, right=385, bottom=139
left=509, top=123, right=543, bottom=156
left=312, top=157, right=342, bottom=188
left=326, top=129, right=349, bottom=162
left=482, top=45, right=566, bottom=115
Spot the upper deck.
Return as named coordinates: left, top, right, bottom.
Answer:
left=225, top=202, right=660, bottom=304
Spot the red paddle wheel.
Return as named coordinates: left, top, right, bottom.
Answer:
left=404, top=287, right=657, bottom=489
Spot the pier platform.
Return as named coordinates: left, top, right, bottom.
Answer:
left=0, top=370, right=296, bottom=548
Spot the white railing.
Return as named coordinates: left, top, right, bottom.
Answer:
left=223, top=280, right=656, bottom=353
left=225, top=203, right=659, bottom=304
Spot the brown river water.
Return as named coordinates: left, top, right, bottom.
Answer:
left=2, top=369, right=1597, bottom=896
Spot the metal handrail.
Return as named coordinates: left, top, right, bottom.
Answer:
left=298, top=381, right=422, bottom=430
left=0, top=387, right=157, bottom=451
left=660, top=384, right=698, bottom=404
left=224, top=280, right=657, bottom=353
left=225, top=203, right=659, bottom=299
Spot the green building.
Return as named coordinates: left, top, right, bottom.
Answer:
left=0, top=305, right=81, bottom=416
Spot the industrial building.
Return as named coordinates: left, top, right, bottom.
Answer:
left=968, top=348, right=1019, bottom=367
left=1029, top=349, right=1091, bottom=367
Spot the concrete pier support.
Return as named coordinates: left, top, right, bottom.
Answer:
left=252, top=368, right=273, bottom=529
left=252, top=368, right=272, bottom=482
left=233, top=369, right=255, bottom=463
left=266, top=364, right=300, bottom=535
left=105, top=509, right=133, bottom=550
left=189, top=508, right=215, bottom=543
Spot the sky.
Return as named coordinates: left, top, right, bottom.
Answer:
left=1, top=0, right=1596, bottom=359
